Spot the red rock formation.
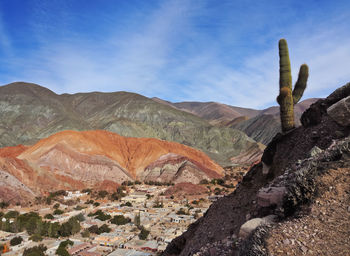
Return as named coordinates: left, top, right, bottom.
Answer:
left=19, top=130, right=224, bottom=178
left=0, top=130, right=223, bottom=202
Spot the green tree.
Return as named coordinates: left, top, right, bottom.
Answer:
left=81, top=229, right=90, bottom=238
left=53, top=209, right=64, bottom=215
left=110, top=215, right=131, bottom=225
left=10, top=236, right=23, bottom=246
left=138, top=226, right=150, bottom=240
left=48, top=222, right=60, bottom=238
left=23, top=244, right=47, bottom=256
left=98, top=224, right=111, bottom=233
left=44, top=214, right=54, bottom=220
left=4, top=211, right=19, bottom=219
left=56, top=240, right=73, bottom=256
left=87, top=225, right=99, bottom=234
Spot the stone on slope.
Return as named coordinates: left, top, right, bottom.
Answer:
left=327, top=95, right=350, bottom=126
left=239, top=215, right=277, bottom=239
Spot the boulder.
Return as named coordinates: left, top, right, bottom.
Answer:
left=309, top=146, right=323, bottom=157
left=327, top=96, right=350, bottom=126
left=239, top=215, right=276, bottom=239
left=257, top=186, right=286, bottom=208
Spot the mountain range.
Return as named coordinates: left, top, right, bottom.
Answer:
left=0, top=82, right=316, bottom=167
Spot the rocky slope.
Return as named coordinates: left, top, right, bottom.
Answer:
left=152, top=99, right=260, bottom=126
left=0, top=82, right=260, bottom=166
left=230, top=98, right=319, bottom=144
left=163, top=83, right=350, bottom=255
left=153, top=96, right=318, bottom=145
left=0, top=130, right=224, bottom=204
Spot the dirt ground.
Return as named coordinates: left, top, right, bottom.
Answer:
left=267, top=167, right=350, bottom=256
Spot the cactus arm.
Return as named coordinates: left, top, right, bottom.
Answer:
left=292, top=64, right=309, bottom=104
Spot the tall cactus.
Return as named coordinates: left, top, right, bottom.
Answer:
left=277, top=39, right=309, bottom=132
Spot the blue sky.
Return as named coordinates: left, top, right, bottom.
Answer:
left=0, top=0, right=349, bottom=109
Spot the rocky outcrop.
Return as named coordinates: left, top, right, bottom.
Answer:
left=238, top=215, right=276, bottom=239
left=0, top=170, right=36, bottom=204
left=163, top=83, right=350, bottom=256
left=327, top=95, right=350, bottom=126
left=140, top=153, right=221, bottom=184
left=230, top=144, right=265, bottom=165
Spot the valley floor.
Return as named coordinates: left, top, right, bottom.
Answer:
left=0, top=183, right=229, bottom=256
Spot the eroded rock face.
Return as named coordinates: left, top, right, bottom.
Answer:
left=37, top=144, right=132, bottom=185
left=0, top=170, right=35, bottom=204
left=0, top=130, right=223, bottom=202
left=140, top=153, right=221, bottom=184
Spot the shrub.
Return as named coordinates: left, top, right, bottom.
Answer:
left=110, top=215, right=131, bottom=225
left=44, top=214, right=54, bottom=220
left=29, top=234, right=43, bottom=242
left=138, top=226, right=150, bottom=240
left=4, top=211, right=19, bottom=219
left=81, top=229, right=90, bottom=238
left=10, top=236, right=23, bottom=246
left=0, top=201, right=9, bottom=209
left=53, top=209, right=64, bottom=215
left=120, top=201, right=132, bottom=207
left=23, top=244, right=47, bottom=256
left=98, top=190, right=108, bottom=198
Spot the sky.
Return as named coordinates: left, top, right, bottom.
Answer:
left=0, top=0, right=349, bottom=109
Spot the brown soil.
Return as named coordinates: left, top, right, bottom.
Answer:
left=267, top=167, right=350, bottom=256
left=164, top=182, right=208, bottom=198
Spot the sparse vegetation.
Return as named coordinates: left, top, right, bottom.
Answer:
left=110, top=215, right=131, bottom=225
left=121, top=201, right=133, bottom=207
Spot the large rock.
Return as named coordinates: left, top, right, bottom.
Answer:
left=257, top=186, right=286, bottom=208
left=327, top=96, right=350, bottom=126
left=238, top=215, right=276, bottom=239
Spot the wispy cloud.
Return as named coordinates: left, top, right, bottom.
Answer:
left=0, top=0, right=349, bottom=109
left=0, top=9, right=12, bottom=56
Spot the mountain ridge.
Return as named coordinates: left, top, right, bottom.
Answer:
left=0, top=82, right=260, bottom=166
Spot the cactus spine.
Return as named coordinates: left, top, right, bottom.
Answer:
left=277, top=39, right=309, bottom=132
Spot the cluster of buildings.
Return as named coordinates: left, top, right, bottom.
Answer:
left=0, top=185, right=211, bottom=255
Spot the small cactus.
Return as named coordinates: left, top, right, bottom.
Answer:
left=277, top=39, right=309, bottom=132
